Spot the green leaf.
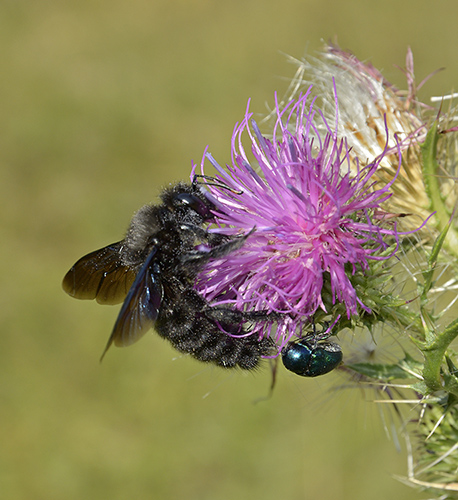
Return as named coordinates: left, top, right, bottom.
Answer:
left=346, top=362, right=412, bottom=380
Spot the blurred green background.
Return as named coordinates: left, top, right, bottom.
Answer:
left=2, top=0, right=455, bottom=498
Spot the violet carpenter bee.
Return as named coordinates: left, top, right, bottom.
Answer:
left=63, top=180, right=274, bottom=369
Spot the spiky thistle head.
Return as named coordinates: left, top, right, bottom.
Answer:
left=193, top=86, right=406, bottom=351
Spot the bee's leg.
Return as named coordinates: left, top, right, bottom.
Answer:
left=201, top=306, right=277, bottom=362
left=179, top=223, right=212, bottom=240
left=181, top=227, right=256, bottom=265
left=180, top=223, right=229, bottom=247
left=202, top=305, right=280, bottom=327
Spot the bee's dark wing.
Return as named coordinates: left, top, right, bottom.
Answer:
left=62, top=242, right=136, bottom=305
left=101, top=247, right=163, bottom=359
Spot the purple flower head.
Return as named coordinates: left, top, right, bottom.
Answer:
left=193, top=88, right=400, bottom=350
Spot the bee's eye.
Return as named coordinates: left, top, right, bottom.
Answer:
left=174, top=193, right=213, bottom=219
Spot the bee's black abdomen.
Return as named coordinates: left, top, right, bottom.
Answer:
left=155, top=288, right=273, bottom=370
left=234, top=337, right=273, bottom=370
left=177, top=329, right=271, bottom=370
left=156, top=319, right=273, bottom=370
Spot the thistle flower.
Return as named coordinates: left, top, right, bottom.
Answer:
left=193, top=87, right=404, bottom=351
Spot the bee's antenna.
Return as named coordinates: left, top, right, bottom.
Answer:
left=193, top=174, right=244, bottom=195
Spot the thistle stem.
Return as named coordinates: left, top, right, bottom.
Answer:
left=421, top=122, right=458, bottom=252
left=420, top=318, right=458, bottom=395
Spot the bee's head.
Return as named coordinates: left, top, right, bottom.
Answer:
left=162, top=182, right=215, bottom=222
left=173, top=191, right=213, bottom=219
